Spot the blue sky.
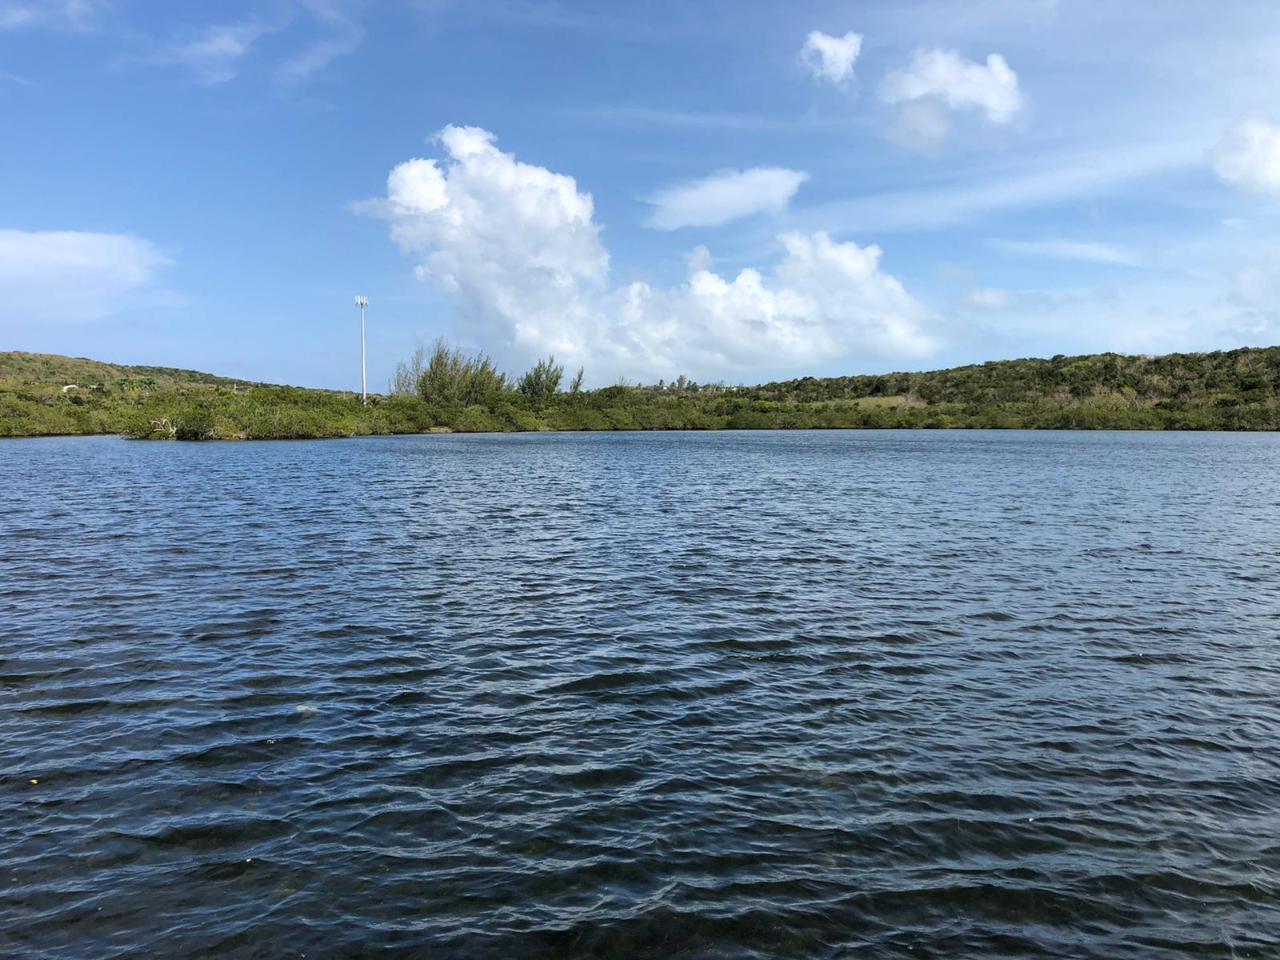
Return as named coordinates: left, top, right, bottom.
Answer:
left=4, top=0, right=1280, bottom=389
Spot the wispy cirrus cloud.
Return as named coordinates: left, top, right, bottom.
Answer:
left=0, top=0, right=106, bottom=32
left=276, top=0, right=364, bottom=84
left=988, top=237, right=1141, bottom=266
left=963, top=286, right=1013, bottom=310
left=143, top=0, right=363, bottom=86
left=570, top=105, right=837, bottom=133
left=276, top=30, right=362, bottom=84
left=0, top=229, right=175, bottom=326
left=645, top=167, right=810, bottom=230
left=149, top=20, right=272, bottom=86
left=785, top=136, right=1204, bottom=234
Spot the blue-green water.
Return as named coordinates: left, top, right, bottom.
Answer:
left=2, top=431, right=1279, bottom=958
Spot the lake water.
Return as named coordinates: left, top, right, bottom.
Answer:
left=2, top=430, right=1279, bottom=958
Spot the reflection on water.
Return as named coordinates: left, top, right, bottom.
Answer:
left=2, top=431, right=1279, bottom=958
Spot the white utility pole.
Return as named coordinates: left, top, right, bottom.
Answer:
left=354, top=296, right=369, bottom=404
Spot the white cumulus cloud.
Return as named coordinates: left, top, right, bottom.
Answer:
left=881, top=49, right=1023, bottom=148
left=644, top=167, right=809, bottom=230
left=378, top=125, right=610, bottom=358
left=1213, top=119, right=1280, bottom=194
left=613, top=231, right=933, bottom=374
left=0, top=229, right=173, bottom=324
left=363, top=126, right=934, bottom=382
left=801, top=30, right=862, bottom=87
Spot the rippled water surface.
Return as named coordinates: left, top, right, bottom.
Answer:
left=3, top=431, right=1280, bottom=958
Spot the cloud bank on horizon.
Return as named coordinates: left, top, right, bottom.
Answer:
left=5, top=1, right=1280, bottom=387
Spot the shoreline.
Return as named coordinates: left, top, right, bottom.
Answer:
left=4, top=423, right=1279, bottom=442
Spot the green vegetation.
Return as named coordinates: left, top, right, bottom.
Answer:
left=517, top=355, right=565, bottom=404
left=2, top=345, right=1279, bottom=440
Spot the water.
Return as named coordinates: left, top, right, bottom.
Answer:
left=2, top=430, right=1279, bottom=959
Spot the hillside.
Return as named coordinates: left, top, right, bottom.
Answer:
left=747, top=347, right=1280, bottom=409
left=0, top=351, right=267, bottom=391
left=1, top=346, right=1278, bottom=439
left=0, top=351, right=366, bottom=439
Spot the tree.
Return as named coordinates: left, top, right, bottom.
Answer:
left=416, top=339, right=509, bottom=406
left=519, top=355, right=564, bottom=404
left=570, top=366, right=585, bottom=394
left=391, top=344, right=426, bottom=397
left=419, top=339, right=462, bottom=405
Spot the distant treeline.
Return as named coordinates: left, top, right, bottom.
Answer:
left=1, top=344, right=1278, bottom=440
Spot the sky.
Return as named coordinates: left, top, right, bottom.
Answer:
left=4, top=0, right=1280, bottom=390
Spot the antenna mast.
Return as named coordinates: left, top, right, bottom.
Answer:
left=354, top=296, right=368, bottom=404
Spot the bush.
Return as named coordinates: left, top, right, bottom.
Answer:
left=174, top=407, right=216, bottom=441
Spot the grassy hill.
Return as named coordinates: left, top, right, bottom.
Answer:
left=0, top=351, right=265, bottom=390
left=0, top=352, right=386, bottom=439
left=1, top=346, right=1278, bottom=439
left=748, top=348, right=1280, bottom=409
